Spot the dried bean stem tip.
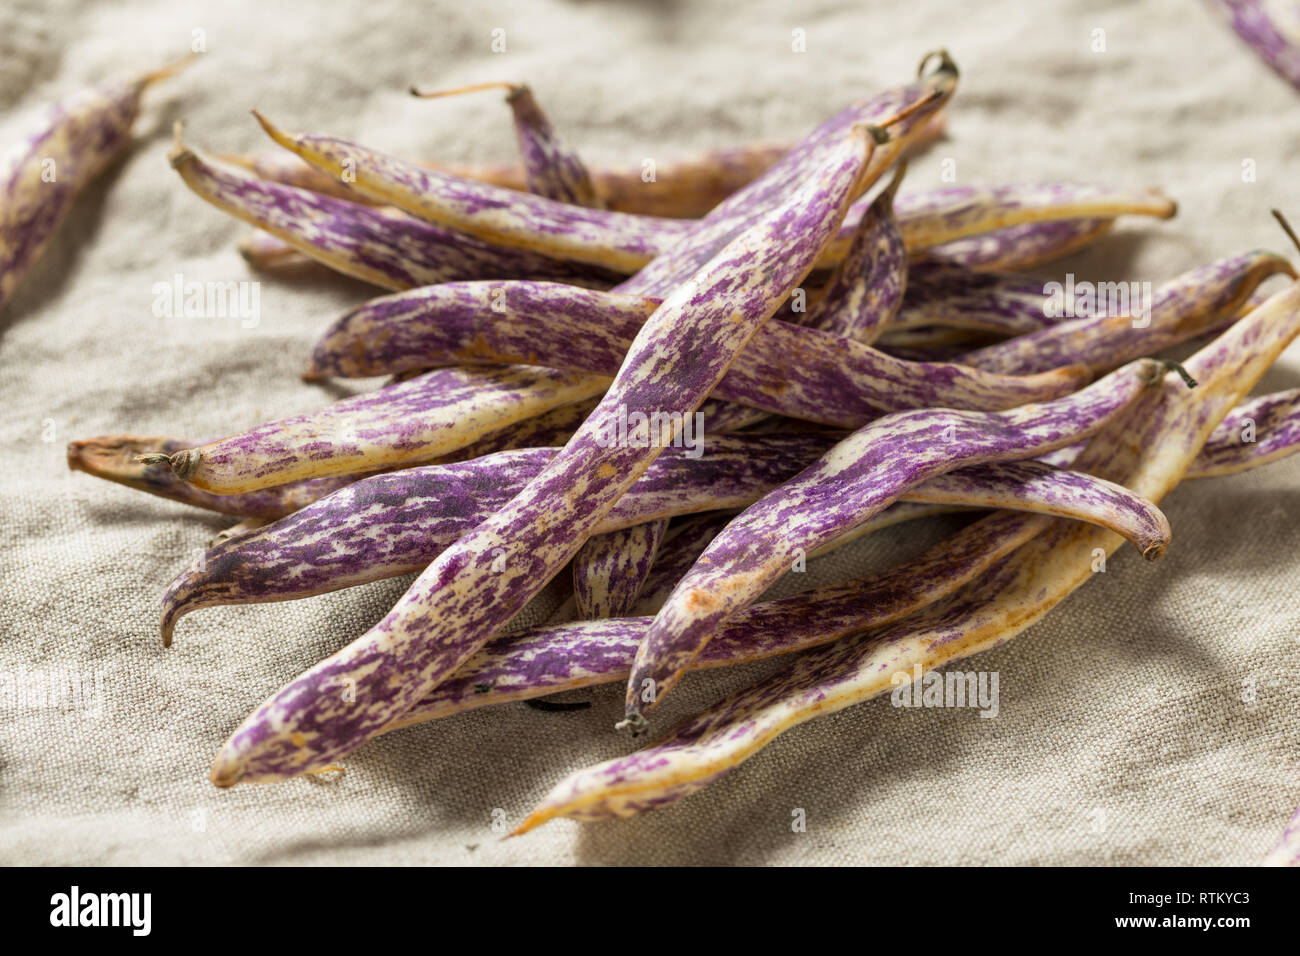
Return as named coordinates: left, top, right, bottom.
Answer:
left=134, top=449, right=200, bottom=481
left=1272, top=209, right=1300, bottom=257
left=615, top=712, right=650, bottom=737
left=410, top=80, right=521, bottom=100
left=1158, top=360, right=1198, bottom=390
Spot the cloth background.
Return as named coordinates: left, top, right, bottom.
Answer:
left=1, top=0, right=1298, bottom=866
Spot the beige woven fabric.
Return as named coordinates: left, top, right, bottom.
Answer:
left=1, top=0, right=1298, bottom=865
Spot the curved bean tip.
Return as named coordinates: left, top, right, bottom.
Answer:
left=506, top=811, right=547, bottom=838
left=249, top=108, right=289, bottom=149
left=1142, top=541, right=1168, bottom=562
left=208, top=756, right=242, bottom=789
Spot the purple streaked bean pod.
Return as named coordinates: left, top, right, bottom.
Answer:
left=217, top=139, right=797, bottom=219
left=856, top=184, right=1173, bottom=257
left=251, top=110, right=692, bottom=273
left=962, top=250, right=1296, bottom=374
left=922, top=218, right=1114, bottom=271
left=67, top=435, right=351, bottom=520
left=1, top=55, right=192, bottom=311
left=515, top=280, right=1300, bottom=829
left=1030, top=389, right=1300, bottom=482
left=74, top=397, right=597, bottom=519
left=256, top=57, right=956, bottom=287
left=1185, top=387, right=1300, bottom=478
left=802, top=164, right=906, bottom=343
left=168, top=128, right=621, bottom=291
left=572, top=520, right=667, bottom=620
left=161, top=435, right=843, bottom=644
left=304, top=280, right=1090, bottom=427
left=207, top=126, right=876, bottom=786
left=388, top=459, right=1169, bottom=731
left=622, top=358, right=1166, bottom=728
left=895, top=260, right=1071, bottom=336
left=140, top=364, right=608, bottom=494
left=619, top=54, right=957, bottom=296
left=159, top=435, right=835, bottom=645
left=412, top=82, right=604, bottom=208
left=630, top=514, right=735, bottom=616
left=160, top=436, right=1165, bottom=645
left=1213, top=0, right=1300, bottom=90
left=383, top=511, right=1049, bottom=731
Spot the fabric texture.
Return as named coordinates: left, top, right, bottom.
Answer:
left=1, top=0, right=1298, bottom=865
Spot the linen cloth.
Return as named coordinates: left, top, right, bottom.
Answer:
left=1, top=0, right=1298, bottom=865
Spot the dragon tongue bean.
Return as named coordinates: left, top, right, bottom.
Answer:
left=305, top=279, right=1090, bottom=426
left=515, top=280, right=1300, bottom=830
left=1, top=54, right=193, bottom=311
left=169, top=124, right=621, bottom=291
left=411, top=81, right=604, bottom=208
left=385, top=459, right=1170, bottom=732
left=621, top=358, right=1166, bottom=728
left=206, top=123, right=878, bottom=787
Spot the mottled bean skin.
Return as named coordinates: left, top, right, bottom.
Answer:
left=253, top=111, right=693, bottom=273
left=631, top=514, right=735, bottom=616
left=862, top=184, right=1172, bottom=255
left=72, top=398, right=597, bottom=518
left=386, top=510, right=1044, bottom=730
left=803, top=168, right=906, bottom=343
left=896, top=261, right=1067, bottom=336
left=389, top=452, right=1170, bottom=729
left=157, top=364, right=608, bottom=494
left=1213, top=0, right=1300, bottom=90
left=207, top=129, right=875, bottom=786
left=218, top=140, right=797, bottom=218
left=259, top=63, right=957, bottom=286
left=516, top=281, right=1300, bottom=829
left=67, top=435, right=346, bottom=520
left=923, top=218, right=1114, bottom=271
left=305, top=280, right=1089, bottom=427
left=161, top=436, right=1168, bottom=645
left=620, top=60, right=957, bottom=296
left=963, top=251, right=1295, bottom=374
left=1186, top=387, right=1300, bottom=477
left=1, top=59, right=190, bottom=311
left=623, top=360, right=1163, bottom=725
left=170, top=140, right=621, bottom=291
left=159, top=435, right=840, bottom=645
left=573, top=520, right=667, bottom=620
left=498, top=85, right=604, bottom=208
